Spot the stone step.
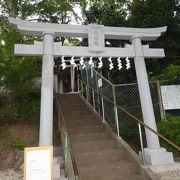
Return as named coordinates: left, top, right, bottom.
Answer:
left=68, top=126, right=105, bottom=135
left=63, top=112, right=88, bottom=115
left=61, top=106, right=88, bottom=110
left=63, top=115, right=92, bottom=119
left=80, top=174, right=143, bottom=180
left=60, top=95, right=79, bottom=97
left=70, top=132, right=110, bottom=143
left=110, top=175, right=144, bottom=180
left=59, top=94, right=79, bottom=97
left=62, top=112, right=92, bottom=117
left=62, top=107, right=90, bottom=111
left=57, top=94, right=147, bottom=180
left=61, top=100, right=81, bottom=102
left=63, top=114, right=94, bottom=120
left=60, top=98, right=80, bottom=100
left=66, top=119, right=101, bottom=128
left=72, top=140, right=116, bottom=153
left=60, top=98, right=84, bottom=102
left=61, top=102, right=86, bottom=108
left=79, top=161, right=138, bottom=180
left=63, top=111, right=93, bottom=116
left=77, top=111, right=93, bottom=115
left=75, top=149, right=127, bottom=167
left=58, top=98, right=80, bottom=102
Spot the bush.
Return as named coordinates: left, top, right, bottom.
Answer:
left=16, top=98, right=40, bottom=121
left=0, top=91, right=40, bottom=126
left=0, top=104, right=17, bottom=126
left=157, top=115, right=180, bottom=155
left=10, top=139, right=25, bottom=150
left=120, top=120, right=139, bottom=141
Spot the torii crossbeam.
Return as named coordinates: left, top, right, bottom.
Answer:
left=8, top=17, right=174, bottom=166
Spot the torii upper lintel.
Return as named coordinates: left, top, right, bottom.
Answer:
left=8, top=17, right=167, bottom=41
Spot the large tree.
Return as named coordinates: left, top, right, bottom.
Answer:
left=128, top=0, right=180, bottom=81
left=81, top=0, right=127, bottom=26
left=0, top=0, right=83, bottom=122
left=81, top=0, right=180, bottom=83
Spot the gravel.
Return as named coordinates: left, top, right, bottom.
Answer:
left=0, top=169, right=23, bottom=180
left=154, top=170, right=180, bottom=180
left=1, top=165, right=179, bottom=180
left=147, top=163, right=180, bottom=180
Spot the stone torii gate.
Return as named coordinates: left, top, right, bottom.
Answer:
left=8, top=17, right=174, bottom=165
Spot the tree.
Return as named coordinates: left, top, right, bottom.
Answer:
left=0, top=0, right=83, bottom=122
left=81, top=0, right=127, bottom=26
left=80, top=0, right=180, bottom=83
left=128, top=0, right=175, bottom=28
left=128, top=0, right=180, bottom=80
left=0, top=0, right=40, bottom=101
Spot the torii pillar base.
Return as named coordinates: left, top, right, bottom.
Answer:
left=142, top=148, right=174, bottom=166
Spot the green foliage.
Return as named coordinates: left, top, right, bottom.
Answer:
left=64, top=38, right=81, bottom=46
left=128, top=0, right=175, bottom=28
left=82, top=0, right=127, bottom=26
left=10, top=139, right=25, bottom=150
left=157, top=116, right=180, bottom=155
left=3, top=58, right=41, bottom=97
left=34, top=0, right=74, bottom=23
left=160, top=64, right=180, bottom=82
left=118, top=119, right=144, bottom=152
left=119, top=119, right=139, bottom=140
left=150, top=64, right=180, bottom=83
left=0, top=0, right=84, bottom=126
left=0, top=104, right=17, bottom=126
left=128, top=0, right=180, bottom=79
left=0, top=93, right=40, bottom=126
left=16, top=94, right=40, bottom=121
left=0, top=0, right=82, bottom=22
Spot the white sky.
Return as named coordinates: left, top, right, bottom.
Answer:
left=72, top=4, right=83, bottom=25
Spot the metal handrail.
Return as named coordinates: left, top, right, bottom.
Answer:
left=92, top=68, right=114, bottom=86
left=56, top=94, right=79, bottom=179
left=79, top=79, right=180, bottom=152
left=92, top=67, right=158, bottom=86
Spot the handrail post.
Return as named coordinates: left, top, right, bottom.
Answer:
left=92, top=90, right=95, bottom=110
left=96, top=73, right=100, bottom=114
left=81, top=80, right=83, bottom=96
left=86, top=85, right=89, bottom=102
left=64, top=134, right=68, bottom=177
left=138, top=123, right=145, bottom=165
left=86, top=64, right=89, bottom=102
left=112, top=85, right=120, bottom=138
left=77, top=76, right=80, bottom=92
left=156, top=80, right=166, bottom=119
left=101, top=96, right=105, bottom=122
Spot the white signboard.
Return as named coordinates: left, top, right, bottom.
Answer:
left=161, top=85, right=180, bottom=110
left=98, top=78, right=102, bottom=87
left=24, top=146, right=53, bottom=180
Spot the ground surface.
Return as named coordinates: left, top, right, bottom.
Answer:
left=0, top=122, right=39, bottom=170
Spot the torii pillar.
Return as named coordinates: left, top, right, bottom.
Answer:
left=131, top=36, right=173, bottom=165
left=39, top=32, right=54, bottom=146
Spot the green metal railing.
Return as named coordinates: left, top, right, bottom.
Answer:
left=56, top=94, right=79, bottom=180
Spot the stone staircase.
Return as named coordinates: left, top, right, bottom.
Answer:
left=58, top=93, right=151, bottom=180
